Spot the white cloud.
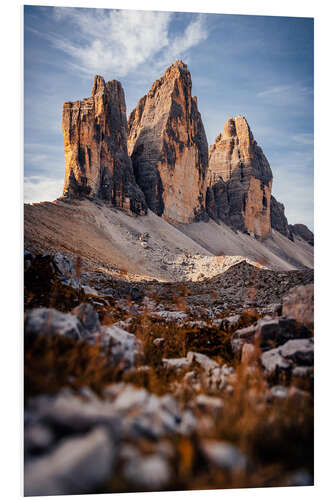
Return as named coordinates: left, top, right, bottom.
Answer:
left=24, top=176, right=63, bottom=204
left=50, top=8, right=207, bottom=79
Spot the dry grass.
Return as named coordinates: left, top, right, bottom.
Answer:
left=24, top=334, right=122, bottom=401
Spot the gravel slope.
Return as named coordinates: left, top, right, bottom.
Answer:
left=24, top=199, right=313, bottom=282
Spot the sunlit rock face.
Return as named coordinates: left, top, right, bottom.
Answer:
left=207, top=116, right=273, bottom=238
left=62, top=75, right=147, bottom=215
left=128, top=60, right=209, bottom=224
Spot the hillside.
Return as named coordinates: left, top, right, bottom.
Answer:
left=24, top=198, right=313, bottom=283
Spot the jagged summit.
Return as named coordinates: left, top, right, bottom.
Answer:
left=58, top=61, right=310, bottom=244
left=207, top=115, right=273, bottom=238
left=62, top=75, right=147, bottom=215
left=127, top=60, right=208, bottom=224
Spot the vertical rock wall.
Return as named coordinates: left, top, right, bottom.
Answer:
left=207, top=116, right=273, bottom=238
left=270, top=195, right=292, bottom=239
left=128, top=61, right=208, bottom=223
left=62, top=76, right=147, bottom=215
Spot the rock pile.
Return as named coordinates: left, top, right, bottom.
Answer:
left=24, top=248, right=314, bottom=494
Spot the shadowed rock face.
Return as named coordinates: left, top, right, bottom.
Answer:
left=289, top=224, right=314, bottom=246
left=270, top=195, right=292, bottom=239
left=128, top=60, right=209, bottom=224
left=62, top=75, right=147, bottom=215
left=207, top=116, right=273, bottom=238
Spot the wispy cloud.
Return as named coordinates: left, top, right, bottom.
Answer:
left=46, top=8, right=207, bottom=78
left=257, top=85, right=292, bottom=98
left=292, top=133, right=314, bottom=145
left=257, top=84, right=312, bottom=99
left=24, top=176, right=63, bottom=204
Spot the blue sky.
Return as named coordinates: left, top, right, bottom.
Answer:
left=24, top=6, right=314, bottom=230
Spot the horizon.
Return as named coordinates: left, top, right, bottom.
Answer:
left=24, top=6, right=314, bottom=231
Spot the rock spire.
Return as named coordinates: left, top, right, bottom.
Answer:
left=127, top=60, right=209, bottom=223
left=207, top=116, right=273, bottom=238
left=62, top=75, right=147, bottom=215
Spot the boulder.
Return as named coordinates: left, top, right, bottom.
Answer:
left=24, top=427, right=114, bottom=496
left=24, top=251, right=85, bottom=311
left=231, top=317, right=312, bottom=356
left=101, top=325, right=144, bottom=368
left=71, top=303, right=101, bottom=339
left=30, top=391, right=121, bottom=433
left=25, top=308, right=86, bottom=340
left=260, top=338, right=314, bottom=376
left=260, top=348, right=291, bottom=374
left=282, top=284, right=314, bottom=330
left=279, top=338, right=314, bottom=365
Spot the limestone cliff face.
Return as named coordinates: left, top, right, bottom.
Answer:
left=270, top=195, right=292, bottom=239
left=207, top=116, right=273, bottom=238
left=128, top=61, right=208, bottom=223
left=62, top=76, right=147, bottom=215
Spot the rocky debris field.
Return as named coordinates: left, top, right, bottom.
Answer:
left=24, top=250, right=314, bottom=495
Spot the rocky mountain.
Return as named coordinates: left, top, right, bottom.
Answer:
left=127, top=60, right=208, bottom=223
left=24, top=60, right=314, bottom=495
left=59, top=61, right=311, bottom=247
left=62, top=75, right=147, bottom=215
left=207, top=116, right=273, bottom=238
left=289, top=224, right=314, bottom=246
left=270, top=195, right=292, bottom=239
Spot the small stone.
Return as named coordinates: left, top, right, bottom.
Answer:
left=270, top=385, right=288, bottom=399
left=123, top=454, right=171, bottom=490
left=220, top=315, right=241, bottom=332
left=71, top=303, right=101, bottom=338
left=201, top=440, right=248, bottom=472
left=153, top=337, right=165, bottom=347
left=195, top=394, right=223, bottom=411
left=292, top=366, right=314, bottom=378
left=187, top=351, right=219, bottom=372
left=162, top=357, right=190, bottom=372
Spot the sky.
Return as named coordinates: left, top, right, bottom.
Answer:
left=24, top=6, right=314, bottom=230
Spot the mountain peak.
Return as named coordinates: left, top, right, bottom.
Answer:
left=208, top=116, right=272, bottom=237
left=62, top=76, right=147, bottom=215
left=127, top=61, right=208, bottom=224
left=91, top=74, right=105, bottom=95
